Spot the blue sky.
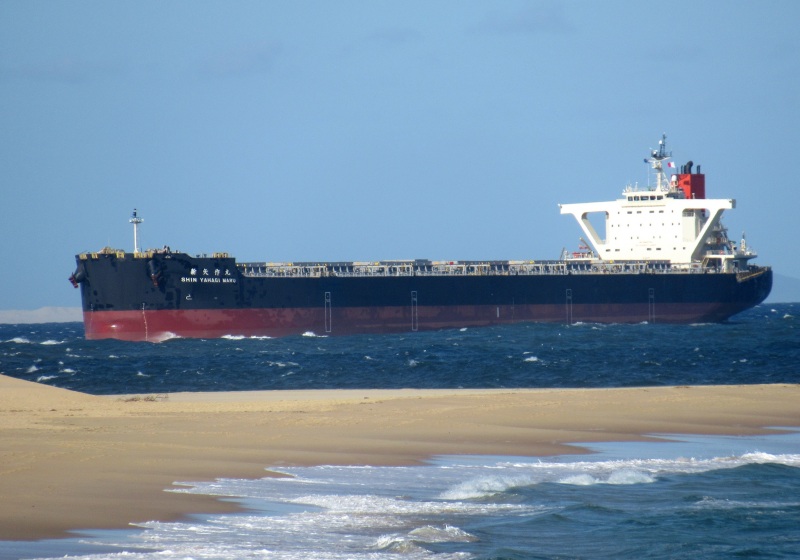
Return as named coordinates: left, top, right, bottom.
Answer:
left=1, top=0, right=798, bottom=311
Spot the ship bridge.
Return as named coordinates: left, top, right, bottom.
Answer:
left=559, top=135, right=757, bottom=272
left=559, top=194, right=735, bottom=266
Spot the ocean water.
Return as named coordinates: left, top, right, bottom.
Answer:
left=1, top=303, right=799, bottom=559
left=1, top=303, right=798, bottom=394
left=4, top=434, right=800, bottom=560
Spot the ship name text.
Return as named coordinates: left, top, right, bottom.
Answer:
left=181, top=277, right=237, bottom=284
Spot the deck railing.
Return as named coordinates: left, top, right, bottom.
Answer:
left=236, top=260, right=762, bottom=279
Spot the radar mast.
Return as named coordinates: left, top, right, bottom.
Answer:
left=644, top=133, right=673, bottom=192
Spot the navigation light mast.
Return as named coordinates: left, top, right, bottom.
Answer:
left=130, top=209, right=143, bottom=253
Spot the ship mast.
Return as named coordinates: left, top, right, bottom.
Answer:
left=129, top=208, right=143, bottom=254
left=644, top=133, right=672, bottom=191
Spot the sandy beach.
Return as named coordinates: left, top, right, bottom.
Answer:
left=1, top=374, right=798, bottom=541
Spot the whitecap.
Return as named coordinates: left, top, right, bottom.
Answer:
left=302, top=331, right=327, bottom=338
left=287, top=492, right=530, bottom=518
left=59, top=368, right=76, bottom=374
left=110, top=434, right=800, bottom=559
left=524, top=356, right=539, bottom=362
left=535, top=466, right=651, bottom=487
left=607, top=469, right=655, bottom=484
left=41, top=339, right=65, bottom=345
left=439, top=474, right=535, bottom=500
left=371, top=524, right=476, bottom=553
left=372, top=534, right=427, bottom=553
left=26, top=365, right=39, bottom=373
left=408, top=524, right=476, bottom=543
left=740, top=451, right=782, bottom=463
left=558, top=474, right=599, bottom=486
left=36, top=375, right=57, bottom=382
left=7, top=337, right=30, bottom=344
left=136, top=371, right=149, bottom=377
left=148, top=331, right=181, bottom=343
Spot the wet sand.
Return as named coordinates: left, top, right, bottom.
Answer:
left=1, top=374, right=798, bottom=541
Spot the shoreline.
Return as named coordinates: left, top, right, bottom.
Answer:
left=1, top=374, right=799, bottom=542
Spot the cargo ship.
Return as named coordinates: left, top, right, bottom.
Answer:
left=70, top=136, right=771, bottom=341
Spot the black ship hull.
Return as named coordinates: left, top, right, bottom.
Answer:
left=71, top=252, right=772, bottom=341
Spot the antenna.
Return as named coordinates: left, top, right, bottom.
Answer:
left=644, top=133, right=673, bottom=191
left=652, top=133, right=671, bottom=161
left=129, top=209, right=143, bottom=253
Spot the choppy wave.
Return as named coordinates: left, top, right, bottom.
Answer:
left=559, top=469, right=656, bottom=486
left=439, top=451, right=800, bottom=500
left=6, top=336, right=30, bottom=344
left=439, top=474, right=537, bottom=500
left=151, top=331, right=181, bottom=343
left=1, top=303, right=797, bottom=395
left=24, top=432, right=795, bottom=560
left=2, top=305, right=798, bottom=560
left=373, top=524, right=476, bottom=553
left=407, top=524, right=476, bottom=543
left=221, top=334, right=246, bottom=340
left=222, top=334, right=274, bottom=340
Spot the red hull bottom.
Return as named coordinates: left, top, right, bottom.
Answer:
left=83, top=303, right=747, bottom=341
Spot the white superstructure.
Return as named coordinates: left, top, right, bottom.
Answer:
left=559, top=135, right=757, bottom=272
